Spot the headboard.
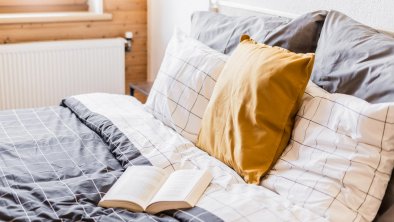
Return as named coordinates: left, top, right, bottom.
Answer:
left=212, top=0, right=394, bottom=32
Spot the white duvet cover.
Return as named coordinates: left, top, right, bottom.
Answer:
left=72, top=93, right=326, bottom=222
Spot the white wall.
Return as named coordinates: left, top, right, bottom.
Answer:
left=223, top=0, right=394, bottom=32
left=147, top=0, right=210, bottom=81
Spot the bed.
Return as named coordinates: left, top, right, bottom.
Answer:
left=1, top=2, right=394, bottom=222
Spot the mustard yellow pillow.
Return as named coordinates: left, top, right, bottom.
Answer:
left=197, top=36, right=315, bottom=184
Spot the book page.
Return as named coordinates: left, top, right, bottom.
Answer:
left=149, top=169, right=211, bottom=204
left=100, top=166, right=168, bottom=209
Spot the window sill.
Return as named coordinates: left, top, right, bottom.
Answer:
left=0, top=12, right=112, bottom=24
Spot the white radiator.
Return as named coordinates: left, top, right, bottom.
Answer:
left=0, top=38, right=125, bottom=110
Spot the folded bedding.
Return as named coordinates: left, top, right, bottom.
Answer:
left=0, top=94, right=325, bottom=221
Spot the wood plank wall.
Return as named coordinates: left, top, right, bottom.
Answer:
left=0, top=0, right=148, bottom=102
left=0, top=0, right=88, bottom=13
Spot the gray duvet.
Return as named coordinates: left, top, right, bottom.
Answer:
left=0, top=98, right=221, bottom=222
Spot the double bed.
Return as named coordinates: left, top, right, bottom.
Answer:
left=1, top=1, right=394, bottom=222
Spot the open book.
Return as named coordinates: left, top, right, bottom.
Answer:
left=98, top=166, right=212, bottom=214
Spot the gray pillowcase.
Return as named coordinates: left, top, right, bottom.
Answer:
left=311, top=10, right=394, bottom=103
left=190, top=11, right=290, bottom=54
left=264, top=10, right=327, bottom=53
left=190, top=11, right=327, bottom=54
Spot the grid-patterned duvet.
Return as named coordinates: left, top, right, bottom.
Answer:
left=0, top=94, right=324, bottom=221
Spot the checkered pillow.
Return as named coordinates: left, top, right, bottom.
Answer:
left=145, top=29, right=228, bottom=143
left=261, top=81, right=394, bottom=221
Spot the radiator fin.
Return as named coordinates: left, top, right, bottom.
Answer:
left=0, top=38, right=125, bottom=110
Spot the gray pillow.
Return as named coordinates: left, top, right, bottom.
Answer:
left=190, top=11, right=290, bottom=54
left=311, top=10, right=394, bottom=103
left=190, top=11, right=327, bottom=54
left=264, top=10, right=327, bottom=53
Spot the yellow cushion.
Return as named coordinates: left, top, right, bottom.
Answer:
left=197, top=36, right=315, bottom=184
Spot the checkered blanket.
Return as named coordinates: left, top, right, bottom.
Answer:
left=0, top=94, right=324, bottom=221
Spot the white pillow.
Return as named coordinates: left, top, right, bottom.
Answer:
left=145, top=29, right=228, bottom=143
left=261, top=82, right=394, bottom=221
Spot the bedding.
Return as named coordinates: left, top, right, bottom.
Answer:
left=145, top=29, right=228, bottom=144
left=309, top=12, right=394, bottom=216
left=190, top=11, right=327, bottom=54
left=261, top=82, right=394, bottom=221
left=190, top=11, right=290, bottom=54
left=311, top=10, right=394, bottom=104
left=197, top=35, right=315, bottom=184
left=264, top=10, right=328, bottom=53
left=0, top=93, right=325, bottom=221
left=1, top=9, right=393, bottom=222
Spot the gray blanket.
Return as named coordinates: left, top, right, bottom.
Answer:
left=0, top=98, right=221, bottom=222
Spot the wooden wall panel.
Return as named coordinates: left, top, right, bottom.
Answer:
left=0, top=0, right=148, bottom=101
left=0, top=0, right=88, bottom=13
left=0, top=0, right=87, bottom=6
left=0, top=5, right=88, bottom=13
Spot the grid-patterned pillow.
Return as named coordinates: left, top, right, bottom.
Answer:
left=261, top=81, right=394, bottom=221
left=145, top=29, right=228, bottom=143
